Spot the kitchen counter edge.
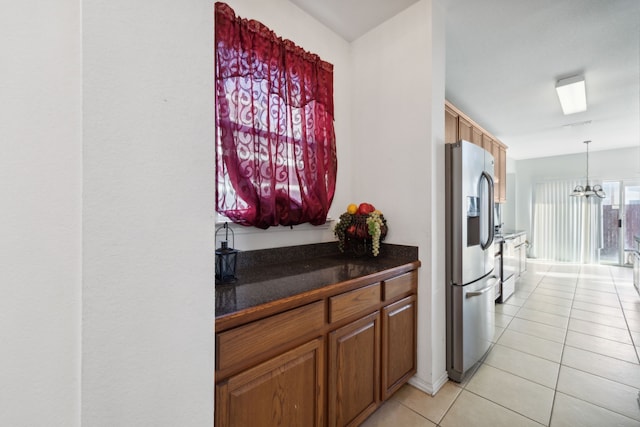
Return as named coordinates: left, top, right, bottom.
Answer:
left=215, top=257, right=421, bottom=332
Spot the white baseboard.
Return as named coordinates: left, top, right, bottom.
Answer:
left=408, top=371, right=449, bottom=396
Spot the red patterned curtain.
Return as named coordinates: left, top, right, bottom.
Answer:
left=215, top=2, right=337, bottom=229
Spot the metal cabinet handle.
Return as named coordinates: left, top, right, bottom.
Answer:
left=480, top=171, right=495, bottom=250
left=466, top=278, right=500, bottom=297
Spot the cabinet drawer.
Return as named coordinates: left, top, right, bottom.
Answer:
left=330, top=283, right=380, bottom=323
left=383, top=271, right=417, bottom=301
left=216, top=300, right=325, bottom=372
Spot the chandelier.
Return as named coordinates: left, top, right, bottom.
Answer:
left=570, top=140, right=605, bottom=199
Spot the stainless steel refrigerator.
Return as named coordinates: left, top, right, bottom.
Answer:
left=445, top=140, right=498, bottom=382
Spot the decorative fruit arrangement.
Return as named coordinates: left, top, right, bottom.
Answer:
left=357, top=202, right=375, bottom=215
left=334, top=202, right=387, bottom=256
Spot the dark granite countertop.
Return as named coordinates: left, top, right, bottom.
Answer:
left=215, top=242, right=419, bottom=320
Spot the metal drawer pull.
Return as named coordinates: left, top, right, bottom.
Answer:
left=467, top=278, right=500, bottom=297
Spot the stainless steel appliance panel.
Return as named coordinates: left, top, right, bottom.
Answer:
left=501, top=274, right=515, bottom=303
left=493, top=252, right=502, bottom=301
left=515, top=235, right=527, bottom=276
left=446, top=140, right=496, bottom=382
left=500, top=237, right=517, bottom=302
left=631, top=249, right=640, bottom=296
left=448, top=274, right=498, bottom=381
left=634, top=237, right=640, bottom=296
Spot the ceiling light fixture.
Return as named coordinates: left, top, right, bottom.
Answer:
left=556, top=75, right=587, bottom=115
left=570, top=140, right=605, bottom=199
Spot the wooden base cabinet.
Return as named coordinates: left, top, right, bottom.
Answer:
left=215, top=337, right=325, bottom=427
left=328, top=311, right=381, bottom=427
left=215, top=268, right=419, bottom=427
left=382, top=295, right=417, bottom=400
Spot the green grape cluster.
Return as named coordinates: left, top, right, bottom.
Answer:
left=334, top=212, right=354, bottom=253
left=366, top=212, right=384, bottom=256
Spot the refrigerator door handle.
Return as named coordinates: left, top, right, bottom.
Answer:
left=466, top=277, right=500, bottom=297
left=480, top=171, right=495, bottom=250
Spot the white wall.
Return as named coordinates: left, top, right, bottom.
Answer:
left=1, top=1, right=448, bottom=425
left=224, top=0, right=448, bottom=395
left=218, top=0, right=352, bottom=251
left=514, top=146, right=640, bottom=237
left=81, top=0, right=214, bottom=426
left=428, top=1, right=448, bottom=393
left=503, top=172, right=517, bottom=229
left=351, top=0, right=447, bottom=393
left=0, top=2, right=82, bottom=426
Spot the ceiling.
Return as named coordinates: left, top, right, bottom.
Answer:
left=289, top=0, right=640, bottom=160
left=289, top=0, right=421, bottom=43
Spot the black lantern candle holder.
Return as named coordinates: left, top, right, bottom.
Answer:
left=215, top=223, right=239, bottom=285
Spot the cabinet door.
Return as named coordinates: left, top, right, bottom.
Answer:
left=490, top=139, right=501, bottom=203
left=459, top=116, right=483, bottom=146
left=471, top=126, right=483, bottom=146
left=215, top=338, right=324, bottom=427
left=499, top=146, right=507, bottom=202
left=458, top=116, right=473, bottom=143
left=482, top=134, right=493, bottom=153
left=382, top=295, right=417, bottom=399
left=328, top=311, right=380, bottom=427
left=445, top=105, right=459, bottom=144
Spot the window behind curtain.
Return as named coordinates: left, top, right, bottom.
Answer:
left=531, top=179, right=601, bottom=263
left=214, top=2, right=337, bottom=229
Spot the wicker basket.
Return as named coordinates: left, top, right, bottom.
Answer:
left=344, top=214, right=388, bottom=257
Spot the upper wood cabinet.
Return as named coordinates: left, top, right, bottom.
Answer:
left=458, top=116, right=483, bottom=147
left=444, top=104, right=459, bottom=144
left=481, top=133, right=493, bottom=153
left=472, top=127, right=483, bottom=147
left=445, top=100, right=508, bottom=203
left=497, top=145, right=507, bottom=203
left=458, top=116, right=472, bottom=143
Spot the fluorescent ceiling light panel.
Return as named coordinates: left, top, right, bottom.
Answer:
left=556, top=75, right=587, bottom=115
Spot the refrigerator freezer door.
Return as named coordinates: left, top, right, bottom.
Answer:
left=448, top=273, right=498, bottom=382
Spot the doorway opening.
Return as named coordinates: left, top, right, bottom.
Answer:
left=600, top=180, right=640, bottom=266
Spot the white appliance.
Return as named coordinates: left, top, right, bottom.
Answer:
left=499, top=236, right=517, bottom=302
left=445, top=140, right=499, bottom=382
left=493, top=249, right=503, bottom=301
left=631, top=237, right=640, bottom=296
left=633, top=250, right=640, bottom=296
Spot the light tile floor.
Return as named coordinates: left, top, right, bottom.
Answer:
left=362, top=260, right=640, bottom=426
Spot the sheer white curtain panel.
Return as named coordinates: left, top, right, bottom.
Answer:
left=531, top=179, right=601, bottom=263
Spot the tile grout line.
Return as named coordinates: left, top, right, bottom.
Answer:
left=546, top=263, right=579, bottom=426
left=610, top=266, right=640, bottom=364
left=461, top=388, right=548, bottom=427
left=484, top=264, right=560, bottom=425
left=564, top=267, right=638, bottom=362
left=610, top=264, right=640, bottom=417
left=554, top=265, right=640, bottom=423
left=394, top=398, right=444, bottom=427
